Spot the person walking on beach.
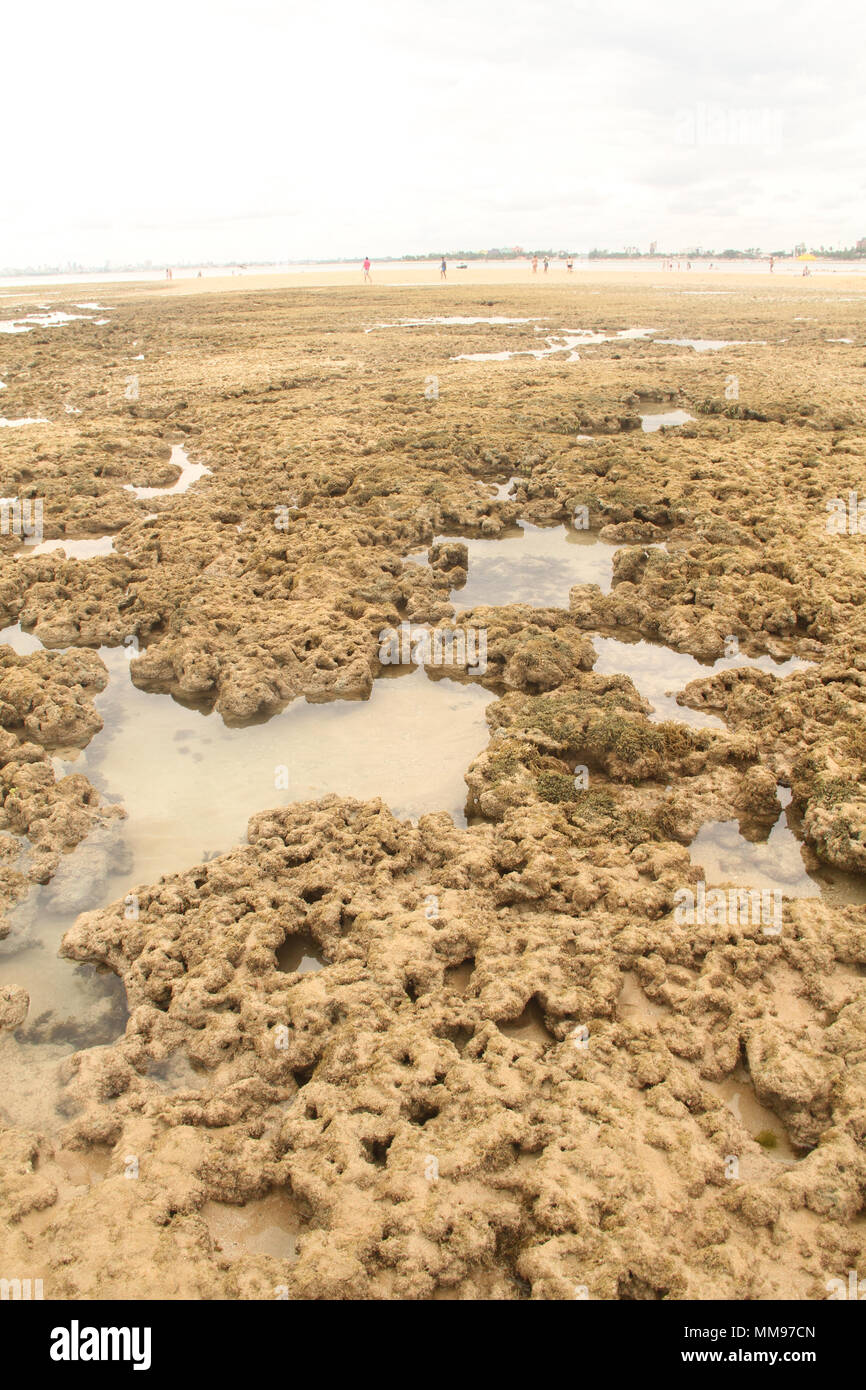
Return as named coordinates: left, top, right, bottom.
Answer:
left=363, top=257, right=372, bottom=283
left=532, top=256, right=538, bottom=273
left=769, top=257, right=775, bottom=273
left=566, top=259, right=573, bottom=272
left=543, top=257, right=549, bottom=272
left=440, top=258, right=447, bottom=280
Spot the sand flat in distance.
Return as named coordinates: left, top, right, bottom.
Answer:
left=2, top=261, right=866, bottom=305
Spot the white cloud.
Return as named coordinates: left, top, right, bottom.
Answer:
left=1, top=0, right=863, bottom=268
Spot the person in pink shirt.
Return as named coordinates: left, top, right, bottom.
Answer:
left=363, top=257, right=372, bottom=282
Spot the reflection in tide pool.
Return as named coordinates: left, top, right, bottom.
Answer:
left=640, top=407, right=694, bottom=431
left=688, top=796, right=866, bottom=910
left=428, top=522, right=621, bottom=609
left=590, top=635, right=811, bottom=730
left=276, top=932, right=324, bottom=974
left=76, top=650, right=492, bottom=867
left=0, top=622, right=45, bottom=654
left=689, top=801, right=819, bottom=899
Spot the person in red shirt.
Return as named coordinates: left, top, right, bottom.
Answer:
left=363, top=257, right=372, bottom=282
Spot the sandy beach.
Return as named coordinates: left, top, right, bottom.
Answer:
left=5, top=259, right=866, bottom=304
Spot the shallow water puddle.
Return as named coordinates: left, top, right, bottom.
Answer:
left=0, top=647, right=493, bottom=1122
left=477, top=475, right=524, bottom=500
left=444, top=957, right=475, bottom=993
left=0, top=967, right=128, bottom=1132
left=452, top=325, right=657, bottom=362
left=498, top=997, right=554, bottom=1045
left=618, top=971, right=668, bottom=1022
left=203, top=1190, right=300, bottom=1264
left=365, top=315, right=545, bottom=333
left=0, top=416, right=50, bottom=427
left=277, top=932, right=324, bottom=974
left=452, top=332, right=587, bottom=363
left=123, top=445, right=211, bottom=499
left=53, top=1145, right=112, bottom=1190
left=79, top=651, right=492, bottom=862
left=143, top=1051, right=211, bottom=1093
left=654, top=338, right=759, bottom=352
left=0, top=311, right=96, bottom=335
left=619, top=975, right=799, bottom=1161
left=0, top=621, right=48, bottom=654
left=0, top=912, right=129, bottom=1051
left=704, top=1068, right=797, bottom=1163
left=640, top=407, right=694, bottom=431
left=612, top=326, right=657, bottom=339
left=428, top=522, right=622, bottom=608
left=14, top=1146, right=112, bottom=1235
left=590, top=635, right=810, bottom=730
left=15, top=536, right=116, bottom=560
left=688, top=795, right=820, bottom=900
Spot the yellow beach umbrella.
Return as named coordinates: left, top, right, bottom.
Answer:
left=797, top=252, right=817, bottom=260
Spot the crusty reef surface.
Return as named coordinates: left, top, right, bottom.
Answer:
left=0, top=276, right=865, bottom=1298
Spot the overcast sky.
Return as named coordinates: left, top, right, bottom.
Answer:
left=3, top=0, right=864, bottom=267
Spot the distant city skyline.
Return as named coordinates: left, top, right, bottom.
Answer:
left=3, top=0, right=864, bottom=270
